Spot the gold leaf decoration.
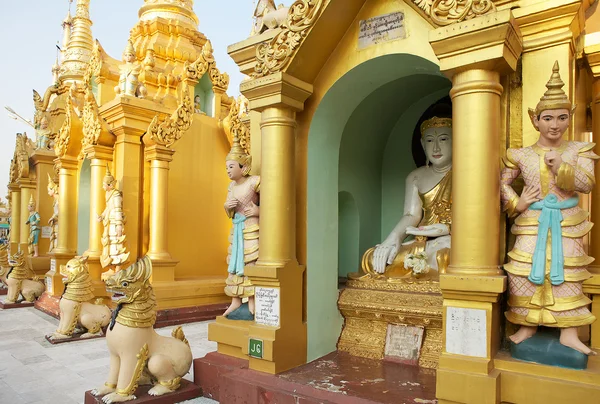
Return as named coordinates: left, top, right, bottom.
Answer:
left=147, top=91, right=194, bottom=148
left=184, top=40, right=230, bottom=91
left=222, top=97, right=251, bottom=155
left=55, top=96, right=72, bottom=158
left=413, top=0, right=496, bottom=27
left=252, top=0, right=325, bottom=78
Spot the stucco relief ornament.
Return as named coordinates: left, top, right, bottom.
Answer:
left=253, top=0, right=326, bottom=78
left=148, top=91, right=194, bottom=148
left=55, top=96, right=73, bottom=158
left=413, top=0, right=496, bottom=26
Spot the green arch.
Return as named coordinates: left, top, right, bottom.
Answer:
left=306, top=54, right=451, bottom=361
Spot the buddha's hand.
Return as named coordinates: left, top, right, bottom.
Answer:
left=406, top=224, right=449, bottom=237
left=516, top=185, right=541, bottom=213
left=373, top=241, right=399, bottom=274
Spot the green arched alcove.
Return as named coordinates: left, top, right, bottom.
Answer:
left=306, top=54, right=451, bottom=361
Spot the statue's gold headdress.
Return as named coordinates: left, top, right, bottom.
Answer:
left=103, top=164, right=116, bottom=186
left=123, top=40, right=136, bottom=57
left=226, top=131, right=252, bottom=176
left=529, top=61, right=574, bottom=122
left=28, top=195, right=35, bottom=209
left=47, top=173, right=58, bottom=194
left=420, top=117, right=452, bottom=136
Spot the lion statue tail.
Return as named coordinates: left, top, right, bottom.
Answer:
left=171, top=326, right=190, bottom=347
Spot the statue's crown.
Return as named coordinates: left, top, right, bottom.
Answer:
left=420, top=117, right=452, bottom=136
left=532, top=61, right=572, bottom=116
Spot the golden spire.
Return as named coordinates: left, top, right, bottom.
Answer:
left=60, top=0, right=94, bottom=82
left=138, top=0, right=199, bottom=27
left=61, top=9, right=73, bottom=52
left=532, top=61, right=573, bottom=116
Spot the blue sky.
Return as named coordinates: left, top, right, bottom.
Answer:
left=0, top=0, right=292, bottom=202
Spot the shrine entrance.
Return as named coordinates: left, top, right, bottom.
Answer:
left=306, top=53, right=450, bottom=361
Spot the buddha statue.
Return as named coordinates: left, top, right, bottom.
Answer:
left=26, top=195, right=41, bottom=258
left=501, top=62, right=597, bottom=357
left=354, top=117, right=452, bottom=280
left=114, top=40, right=147, bottom=99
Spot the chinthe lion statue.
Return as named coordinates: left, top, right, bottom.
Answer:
left=0, top=247, right=44, bottom=304
left=91, top=256, right=193, bottom=403
left=47, top=256, right=111, bottom=341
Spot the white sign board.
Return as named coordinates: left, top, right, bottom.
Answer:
left=46, top=276, right=52, bottom=293
left=385, top=324, right=424, bottom=365
left=50, top=259, right=56, bottom=272
left=41, top=226, right=52, bottom=239
left=254, top=287, right=280, bottom=327
left=446, top=307, right=487, bottom=358
left=358, top=12, right=406, bottom=49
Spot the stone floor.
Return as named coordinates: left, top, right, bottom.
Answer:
left=0, top=305, right=218, bottom=404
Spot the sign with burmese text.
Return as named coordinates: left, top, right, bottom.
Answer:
left=384, top=324, right=424, bottom=365
left=41, top=226, right=52, bottom=239
left=445, top=307, right=487, bottom=358
left=358, top=12, right=406, bottom=49
left=255, top=287, right=280, bottom=327
left=46, top=276, right=53, bottom=293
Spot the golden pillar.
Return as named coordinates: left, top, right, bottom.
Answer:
left=144, top=145, right=178, bottom=282
left=83, top=145, right=113, bottom=295
left=430, top=10, right=522, bottom=404
left=209, top=72, right=312, bottom=374
left=8, top=184, right=21, bottom=254
left=47, top=156, right=79, bottom=297
left=30, top=150, right=56, bottom=256
left=584, top=34, right=600, bottom=349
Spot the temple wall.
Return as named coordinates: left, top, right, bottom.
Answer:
left=167, top=113, right=231, bottom=279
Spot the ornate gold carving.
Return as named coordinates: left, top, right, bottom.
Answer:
left=253, top=0, right=326, bottom=78
left=12, top=133, right=32, bottom=181
left=55, top=96, right=73, bottom=158
left=81, top=61, right=112, bottom=159
left=116, top=343, right=149, bottom=397
left=184, top=41, right=230, bottom=91
left=222, top=97, right=251, bottom=154
left=338, top=285, right=443, bottom=369
left=412, top=0, right=496, bottom=27
left=148, top=91, right=194, bottom=148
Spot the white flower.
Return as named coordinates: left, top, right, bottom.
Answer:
left=404, top=252, right=429, bottom=275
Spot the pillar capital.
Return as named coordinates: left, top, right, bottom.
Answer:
left=54, top=155, right=79, bottom=171
left=30, top=149, right=56, bottom=167
left=429, top=9, right=523, bottom=78
left=513, top=0, right=583, bottom=53
left=144, top=144, right=175, bottom=163
left=83, top=144, right=114, bottom=162
left=240, top=72, right=313, bottom=112
left=16, top=178, right=36, bottom=190
left=8, top=183, right=20, bottom=192
left=99, top=95, right=171, bottom=138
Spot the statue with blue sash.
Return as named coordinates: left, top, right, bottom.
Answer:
left=222, top=124, right=260, bottom=320
left=501, top=62, right=598, bottom=361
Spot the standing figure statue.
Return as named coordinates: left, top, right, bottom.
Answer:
left=98, top=165, right=130, bottom=280
left=222, top=133, right=260, bottom=319
left=114, top=40, right=147, bottom=99
left=26, top=195, right=41, bottom=257
left=501, top=62, right=597, bottom=356
left=47, top=174, right=59, bottom=253
left=35, top=116, right=52, bottom=150
left=355, top=117, right=452, bottom=280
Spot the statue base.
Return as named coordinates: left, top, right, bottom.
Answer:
left=27, top=256, right=51, bottom=278
left=0, top=298, right=35, bottom=309
left=84, top=380, right=201, bottom=404
left=0, top=286, right=6, bottom=295
left=510, top=328, right=589, bottom=370
left=337, top=277, right=443, bottom=368
left=225, top=302, right=254, bottom=321
left=34, top=291, right=61, bottom=319
left=194, top=351, right=436, bottom=403
left=45, top=329, right=106, bottom=345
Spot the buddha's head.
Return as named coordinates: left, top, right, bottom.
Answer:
left=420, top=117, right=452, bottom=168
left=529, top=61, right=573, bottom=143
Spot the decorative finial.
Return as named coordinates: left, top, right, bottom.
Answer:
left=531, top=61, right=573, bottom=117
left=420, top=117, right=452, bottom=136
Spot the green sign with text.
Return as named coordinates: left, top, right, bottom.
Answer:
left=249, top=338, right=263, bottom=359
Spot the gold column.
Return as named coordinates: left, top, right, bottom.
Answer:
left=430, top=10, right=522, bottom=404
left=145, top=145, right=178, bottom=282
left=8, top=184, right=20, bottom=254
left=47, top=156, right=79, bottom=297
left=208, top=72, right=312, bottom=374
left=30, top=150, right=56, bottom=256
left=583, top=35, right=600, bottom=349
left=83, top=145, right=113, bottom=295
left=18, top=181, right=35, bottom=255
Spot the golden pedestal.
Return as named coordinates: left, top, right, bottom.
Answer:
left=209, top=316, right=253, bottom=359
left=27, top=256, right=51, bottom=278
left=45, top=255, right=71, bottom=297
left=338, top=278, right=443, bottom=369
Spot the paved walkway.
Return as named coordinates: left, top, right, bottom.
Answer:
left=0, top=304, right=218, bottom=403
